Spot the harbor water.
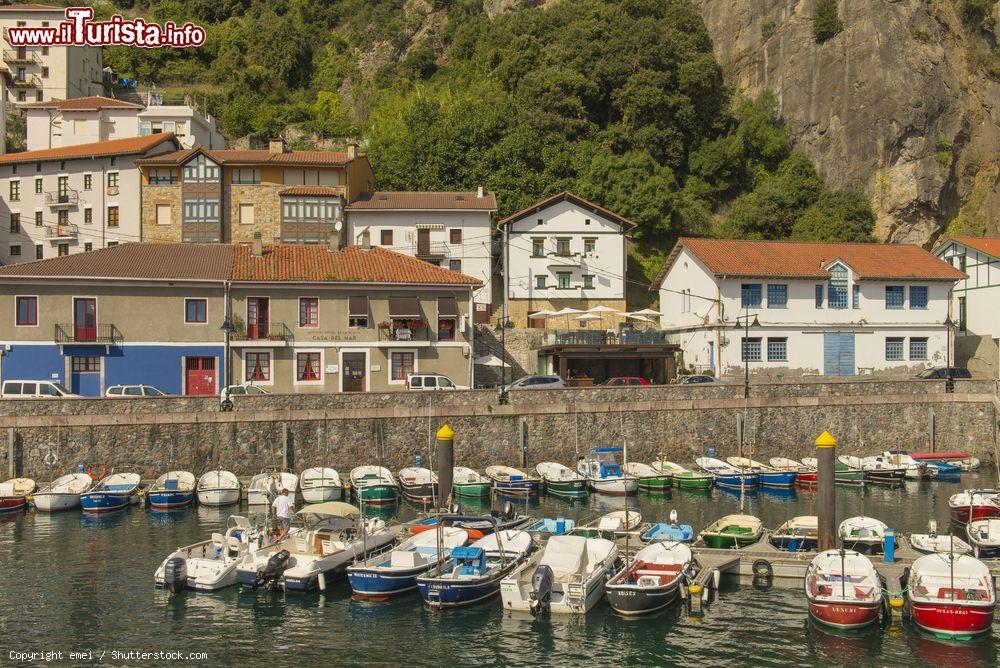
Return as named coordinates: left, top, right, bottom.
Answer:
left=1, top=471, right=998, bottom=666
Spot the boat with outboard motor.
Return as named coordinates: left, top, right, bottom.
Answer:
left=641, top=510, right=694, bottom=543
left=484, top=466, right=542, bottom=497
left=525, top=516, right=576, bottom=539
left=32, top=473, right=94, bottom=512
left=651, top=460, right=712, bottom=490
left=574, top=510, right=644, bottom=540
left=907, top=552, right=997, bottom=639
left=155, top=515, right=273, bottom=591
left=948, top=489, right=1000, bottom=524
left=910, top=523, right=973, bottom=556
left=347, top=527, right=469, bottom=600
left=80, top=472, right=141, bottom=513
left=350, top=466, right=399, bottom=506
left=967, top=518, right=1000, bottom=559
left=623, top=462, right=671, bottom=492
left=838, top=516, right=887, bottom=555
left=882, top=451, right=935, bottom=480
left=535, top=462, right=588, bottom=498
left=838, top=455, right=904, bottom=485
left=805, top=549, right=883, bottom=629
left=147, top=471, right=196, bottom=510
left=770, top=515, right=818, bottom=552
left=695, top=457, right=759, bottom=491
left=577, top=448, right=637, bottom=496
left=698, top=514, right=763, bottom=549
left=726, top=457, right=796, bottom=488
left=416, top=530, right=534, bottom=608
left=196, top=470, right=241, bottom=507
left=606, top=541, right=693, bottom=616
left=406, top=504, right=532, bottom=539
left=300, top=467, right=343, bottom=503
left=248, top=471, right=299, bottom=506
left=0, top=478, right=35, bottom=513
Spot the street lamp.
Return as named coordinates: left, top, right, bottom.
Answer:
left=494, top=316, right=513, bottom=388
left=734, top=313, right=760, bottom=399
left=943, top=315, right=954, bottom=393
left=220, top=316, right=235, bottom=401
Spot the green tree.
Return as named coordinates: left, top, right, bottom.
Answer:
left=791, top=190, right=876, bottom=242
left=813, top=0, right=844, bottom=42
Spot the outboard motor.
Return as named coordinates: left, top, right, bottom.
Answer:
left=449, top=502, right=461, bottom=514
left=253, top=550, right=291, bottom=591
left=163, top=557, right=187, bottom=594
left=503, top=501, right=515, bottom=521
left=529, top=564, right=554, bottom=617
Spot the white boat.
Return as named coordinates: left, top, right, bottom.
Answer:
left=32, top=473, right=95, bottom=512
left=838, top=516, right=888, bottom=555
left=485, top=465, right=542, bottom=496
left=248, top=471, right=298, bottom=506
left=574, top=510, right=643, bottom=539
left=349, top=465, right=399, bottom=505
left=605, top=541, right=693, bottom=616
left=147, top=470, right=196, bottom=509
left=0, top=477, right=36, bottom=512
left=299, top=467, right=343, bottom=504
left=910, top=533, right=973, bottom=556
left=576, top=447, right=637, bottom=496
left=534, top=462, right=587, bottom=498
left=838, top=455, right=905, bottom=484
left=959, top=457, right=981, bottom=472
left=967, top=518, right=1000, bottom=559
left=417, top=530, right=534, bottom=607
left=347, top=527, right=469, bottom=599
left=236, top=501, right=395, bottom=592
left=770, top=457, right=814, bottom=472
left=907, top=553, right=997, bottom=638
left=805, top=549, right=882, bottom=629
left=948, top=489, right=1000, bottom=524
left=802, top=457, right=818, bottom=468
left=500, top=534, right=618, bottom=615
left=154, top=515, right=274, bottom=591
left=196, top=470, right=241, bottom=507
left=882, top=451, right=934, bottom=480
left=397, top=467, right=439, bottom=504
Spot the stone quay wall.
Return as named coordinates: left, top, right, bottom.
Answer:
left=1, top=380, right=997, bottom=480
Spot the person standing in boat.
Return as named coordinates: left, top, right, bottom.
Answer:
left=272, top=488, right=294, bottom=539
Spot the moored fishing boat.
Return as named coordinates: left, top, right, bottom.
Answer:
left=485, top=465, right=541, bottom=497
left=397, top=467, right=439, bottom=505
left=0, top=478, right=35, bottom=513
left=577, top=448, right=637, bottom=496
left=695, top=457, right=759, bottom=491
left=573, top=510, right=643, bottom=540
left=406, top=505, right=532, bottom=539
left=535, top=462, right=587, bottom=498
left=948, top=489, right=1000, bottom=525
left=838, top=516, right=887, bottom=555
left=154, top=515, right=272, bottom=591
left=651, top=460, right=712, bottom=490
left=417, top=530, right=533, bottom=608
left=300, top=467, right=343, bottom=503
left=32, top=473, right=94, bottom=512
left=923, top=460, right=962, bottom=477
left=147, top=471, right=196, bottom=510
left=347, top=527, right=468, bottom=600
left=350, top=466, right=399, bottom=506
left=966, top=519, right=1000, bottom=559
left=882, top=451, right=935, bottom=480
left=910, top=533, right=973, bottom=556
left=769, top=457, right=818, bottom=485
left=248, top=471, right=299, bottom=506
left=805, top=549, right=882, bottom=629
left=196, top=470, right=241, bottom=507
left=907, top=553, right=996, bottom=639
left=606, top=541, right=693, bottom=616
left=452, top=467, right=492, bottom=498
left=80, top=472, right=141, bottom=513
left=698, top=514, right=763, bottom=549
left=525, top=516, right=576, bottom=539
left=838, top=455, right=904, bottom=485
left=726, top=457, right=796, bottom=488
left=770, top=515, right=818, bottom=552
left=623, top=462, right=671, bottom=492
left=641, top=511, right=694, bottom=543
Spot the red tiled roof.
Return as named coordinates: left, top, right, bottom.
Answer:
left=21, top=96, right=143, bottom=110
left=0, top=243, right=233, bottom=281
left=652, top=238, right=966, bottom=288
left=278, top=186, right=345, bottom=197
left=496, top=191, right=637, bottom=229
left=0, top=4, right=63, bottom=11
left=0, top=133, right=178, bottom=165
left=135, top=146, right=357, bottom=167
left=232, top=245, right=481, bottom=285
left=348, top=191, right=498, bottom=211
left=942, top=236, right=1000, bottom=259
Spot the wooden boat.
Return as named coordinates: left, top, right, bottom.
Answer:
left=417, top=530, right=533, bottom=607
left=770, top=515, right=818, bottom=552
left=606, top=541, right=693, bottom=616
left=838, top=455, right=904, bottom=485
left=196, top=470, right=241, bottom=507
left=80, top=472, right=141, bottom=513
left=248, top=471, right=299, bottom=506
left=577, top=448, right=637, bottom=496
left=623, top=462, right=671, bottom=492
left=698, top=514, right=763, bottom=549
left=535, top=462, right=587, bottom=498
left=651, top=460, right=712, bottom=490
left=695, top=457, right=759, bottom=490
left=726, top=457, right=796, bottom=488
left=805, top=549, right=882, bottom=629
left=32, top=473, right=94, bottom=512
left=300, top=467, right=343, bottom=503
left=154, top=515, right=272, bottom=591
left=907, top=553, right=996, bottom=639
left=574, top=510, right=643, bottom=540
left=147, top=471, right=196, bottom=510
left=406, top=508, right=531, bottom=538
left=500, top=535, right=618, bottom=615
left=967, top=519, right=1000, bottom=559
left=769, top=457, right=819, bottom=485
left=348, top=527, right=468, bottom=600
left=397, top=467, right=439, bottom=505
left=0, top=477, right=35, bottom=513
left=948, top=489, right=1000, bottom=525
left=910, top=533, right=973, bottom=556
left=484, top=465, right=541, bottom=497
left=452, top=467, right=492, bottom=498
left=350, top=466, right=399, bottom=506
left=641, top=517, right=694, bottom=543
left=838, top=516, right=887, bottom=555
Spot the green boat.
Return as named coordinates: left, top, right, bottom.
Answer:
left=452, top=466, right=493, bottom=498
left=699, top=514, right=764, bottom=549
left=624, top=462, right=672, bottom=491
left=835, top=464, right=865, bottom=486
left=535, top=462, right=588, bottom=498
left=652, top=460, right=713, bottom=490
left=349, top=465, right=399, bottom=506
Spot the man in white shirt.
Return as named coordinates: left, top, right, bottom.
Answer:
left=272, top=488, right=294, bottom=538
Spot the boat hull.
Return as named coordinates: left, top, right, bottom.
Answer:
left=950, top=505, right=1000, bottom=525
left=543, top=479, right=588, bottom=498
left=355, top=484, right=399, bottom=506
left=453, top=482, right=492, bottom=498
left=911, top=601, right=996, bottom=639
left=400, top=482, right=438, bottom=505
left=864, top=470, right=904, bottom=485
left=197, top=488, right=241, bottom=507
left=713, top=473, right=759, bottom=490
left=148, top=491, right=195, bottom=510
left=80, top=491, right=136, bottom=513
left=770, top=535, right=818, bottom=552
left=586, top=477, right=638, bottom=496
left=673, top=475, right=712, bottom=490
left=808, top=600, right=880, bottom=630
left=834, top=469, right=865, bottom=486
left=0, top=496, right=28, bottom=513
left=32, top=492, right=82, bottom=512
left=491, top=479, right=541, bottom=497
left=701, top=532, right=760, bottom=549
left=607, top=580, right=680, bottom=616
left=759, top=471, right=796, bottom=488
left=636, top=475, right=672, bottom=492
left=793, top=471, right=819, bottom=485
left=301, top=485, right=342, bottom=504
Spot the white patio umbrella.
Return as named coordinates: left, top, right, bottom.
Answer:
left=625, top=314, right=653, bottom=324
left=630, top=308, right=662, bottom=317
left=552, top=306, right=585, bottom=328
left=585, top=305, right=622, bottom=329
left=474, top=354, right=506, bottom=367
left=527, top=309, right=558, bottom=319
left=575, top=313, right=603, bottom=327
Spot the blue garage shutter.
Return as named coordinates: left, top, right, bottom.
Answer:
left=823, top=333, right=855, bottom=376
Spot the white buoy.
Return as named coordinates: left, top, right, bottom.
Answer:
left=712, top=569, right=721, bottom=590
left=317, top=572, right=327, bottom=591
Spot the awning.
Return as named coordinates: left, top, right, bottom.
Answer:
left=438, top=296, right=459, bottom=317
left=389, top=297, right=421, bottom=318
left=349, top=296, right=368, bottom=317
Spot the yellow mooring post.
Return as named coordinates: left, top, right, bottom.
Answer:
left=436, top=425, right=455, bottom=509
left=816, top=431, right=837, bottom=551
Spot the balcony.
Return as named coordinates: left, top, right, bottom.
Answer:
left=44, top=190, right=79, bottom=208
left=10, top=74, right=41, bottom=88
left=181, top=222, right=222, bottom=243
left=378, top=319, right=429, bottom=342
left=231, top=322, right=293, bottom=346
left=3, top=50, right=41, bottom=65
left=46, top=224, right=78, bottom=240
left=54, top=323, right=124, bottom=345
left=413, top=240, right=449, bottom=259
left=280, top=221, right=338, bottom=244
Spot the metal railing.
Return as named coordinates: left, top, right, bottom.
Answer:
left=550, top=329, right=670, bottom=345
left=10, top=74, right=41, bottom=88
left=413, top=240, right=449, bottom=258
left=44, top=190, right=79, bottom=207
left=54, top=323, right=124, bottom=345
left=45, top=224, right=78, bottom=239
left=3, top=50, right=41, bottom=64
left=233, top=322, right=294, bottom=344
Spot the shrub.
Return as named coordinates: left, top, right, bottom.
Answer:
left=813, top=0, right=844, bottom=42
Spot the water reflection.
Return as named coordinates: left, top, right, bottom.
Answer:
left=80, top=508, right=131, bottom=531
left=806, top=616, right=882, bottom=663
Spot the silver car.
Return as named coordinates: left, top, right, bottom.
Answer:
left=501, top=375, right=567, bottom=392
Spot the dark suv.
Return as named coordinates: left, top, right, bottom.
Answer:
left=913, top=367, right=972, bottom=380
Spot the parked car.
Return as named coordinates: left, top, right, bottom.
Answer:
left=219, top=383, right=270, bottom=410
left=674, top=374, right=719, bottom=385
left=405, top=374, right=469, bottom=390
left=501, top=375, right=567, bottom=393
left=105, top=384, right=169, bottom=398
left=1, top=380, right=79, bottom=398
left=604, top=377, right=651, bottom=386
left=913, top=367, right=972, bottom=380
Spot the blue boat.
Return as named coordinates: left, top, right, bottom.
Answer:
left=525, top=516, right=575, bottom=537
left=484, top=466, right=542, bottom=497
left=725, top=457, right=795, bottom=488
left=416, top=530, right=533, bottom=607
left=695, top=457, right=759, bottom=490
left=923, top=460, right=962, bottom=476
left=348, top=527, right=469, bottom=600
left=641, top=512, right=694, bottom=543
left=80, top=472, right=141, bottom=513
left=147, top=471, right=196, bottom=509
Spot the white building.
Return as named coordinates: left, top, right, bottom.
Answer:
left=346, top=190, right=497, bottom=317
left=0, top=133, right=179, bottom=263
left=0, top=4, right=104, bottom=104
left=499, top=192, right=634, bottom=327
left=23, top=95, right=225, bottom=151
left=654, top=238, right=965, bottom=379
left=934, top=236, right=1000, bottom=377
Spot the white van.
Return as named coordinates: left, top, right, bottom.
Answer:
left=405, top=374, right=468, bottom=391
left=1, top=380, right=80, bottom=398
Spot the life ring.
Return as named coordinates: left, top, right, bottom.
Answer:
left=752, top=559, right=773, bottom=578
left=86, top=463, right=106, bottom=480
left=43, top=451, right=58, bottom=466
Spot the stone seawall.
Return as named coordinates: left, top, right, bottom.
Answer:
left=1, top=382, right=997, bottom=480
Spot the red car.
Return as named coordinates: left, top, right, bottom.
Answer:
left=604, top=377, right=650, bottom=386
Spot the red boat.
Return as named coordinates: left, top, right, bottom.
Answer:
left=0, top=477, right=36, bottom=513
left=948, top=489, right=1000, bottom=524
left=907, top=553, right=997, bottom=639
left=805, top=549, right=882, bottom=629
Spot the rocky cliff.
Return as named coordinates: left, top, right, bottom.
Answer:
left=695, top=0, right=1000, bottom=246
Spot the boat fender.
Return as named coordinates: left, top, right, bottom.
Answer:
left=702, top=587, right=710, bottom=604
left=43, top=451, right=58, bottom=466
left=751, top=559, right=772, bottom=578
left=163, top=557, right=187, bottom=594
left=529, top=564, right=553, bottom=617
left=712, top=569, right=721, bottom=590
left=317, top=572, right=327, bottom=592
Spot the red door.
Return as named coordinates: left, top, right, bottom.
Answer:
left=185, top=357, right=216, bottom=396
left=73, top=298, right=97, bottom=342
left=247, top=298, right=269, bottom=339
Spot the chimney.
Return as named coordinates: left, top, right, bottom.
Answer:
left=360, top=229, right=371, bottom=251
left=328, top=229, right=340, bottom=253
left=477, top=185, right=484, bottom=198
left=346, top=142, right=357, bottom=160
left=252, top=232, right=263, bottom=257
left=268, top=138, right=286, bottom=154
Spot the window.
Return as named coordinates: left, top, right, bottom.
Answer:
left=449, top=259, right=462, bottom=273
left=767, top=337, right=787, bottom=362
left=281, top=197, right=339, bottom=225
left=184, top=298, right=207, bottom=324
left=909, top=285, right=928, bottom=309
left=557, top=273, right=571, bottom=289
left=15, top=296, right=37, bottom=326
left=299, top=297, right=319, bottom=328
left=107, top=172, right=119, bottom=189
left=147, top=169, right=178, bottom=185
left=958, top=296, right=967, bottom=332
left=584, top=218, right=591, bottom=225
left=583, top=238, right=596, bottom=254
left=238, top=203, right=254, bottom=226
left=741, top=337, right=762, bottom=362
left=536, top=217, right=543, bottom=226
left=83, top=174, right=92, bottom=190
left=583, top=274, right=594, bottom=289
left=182, top=155, right=220, bottom=183
left=41, top=66, right=48, bottom=78
left=152, top=204, right=170, bottom=226
left=34, top=211, right=42, bottom=227
left=885, top=286, right=904, bottom=309
left=958, top=254, right=967, bottom=272
left=909, top=337, right=928, bottom=360
left=245, top=352, right=271, bottom=382
left=852, top=284, right=860, bottom=309
left=9, top=245, right=20, bottom=257
left=9, top=213, right=19, bottom=233
left=767, top=284, right=787, bottom=308
left=828, top=265, right=848, bottom=309
left=741, top=283, right=762, bottom=308
left=84, top=243, right=92, bottom=252
left=450, top=228, right=462, bottom=244
left=71, top=356, right=100, bottom=372
left=35, top=245, right=42, bottom=259
left=536, top=275, right=547, bottom=289
left=296, top=352, right=322, bottom=382
left=815, top=285, right=824, bottom=308
left=42, top=46, right=48, bottom=55
left=390, top=351, right=415, bottom=381
left=437, top=318, right=457, bottom=341
left=107, top=206, right=119, bottom=228
left=232, top=168, right=260, bottom=185
left=183, top=198, right=220, bottom=224
left=885, top=337, right=905, bottom=361
left=57, top=210, right=68, bottom=226
left=16, top=92, right=25, bottom=103
left=531, top=238, right=544, bottom=257
left=381, top=229, right=393, bottom=245
left=9, top=181, right=19, bottom=201
left=556, top=238, right=571, bottom=256
left=348, top=296, right=369, bottom=328
left=34, top=178, right=42, bottom=194
left=282, top=169, right=338, bottom=186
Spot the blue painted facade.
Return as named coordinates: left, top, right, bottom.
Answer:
left=0, top=343, right=226, bottom=396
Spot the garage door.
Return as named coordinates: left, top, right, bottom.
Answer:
left=823, top=333, right=855, bottom=376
